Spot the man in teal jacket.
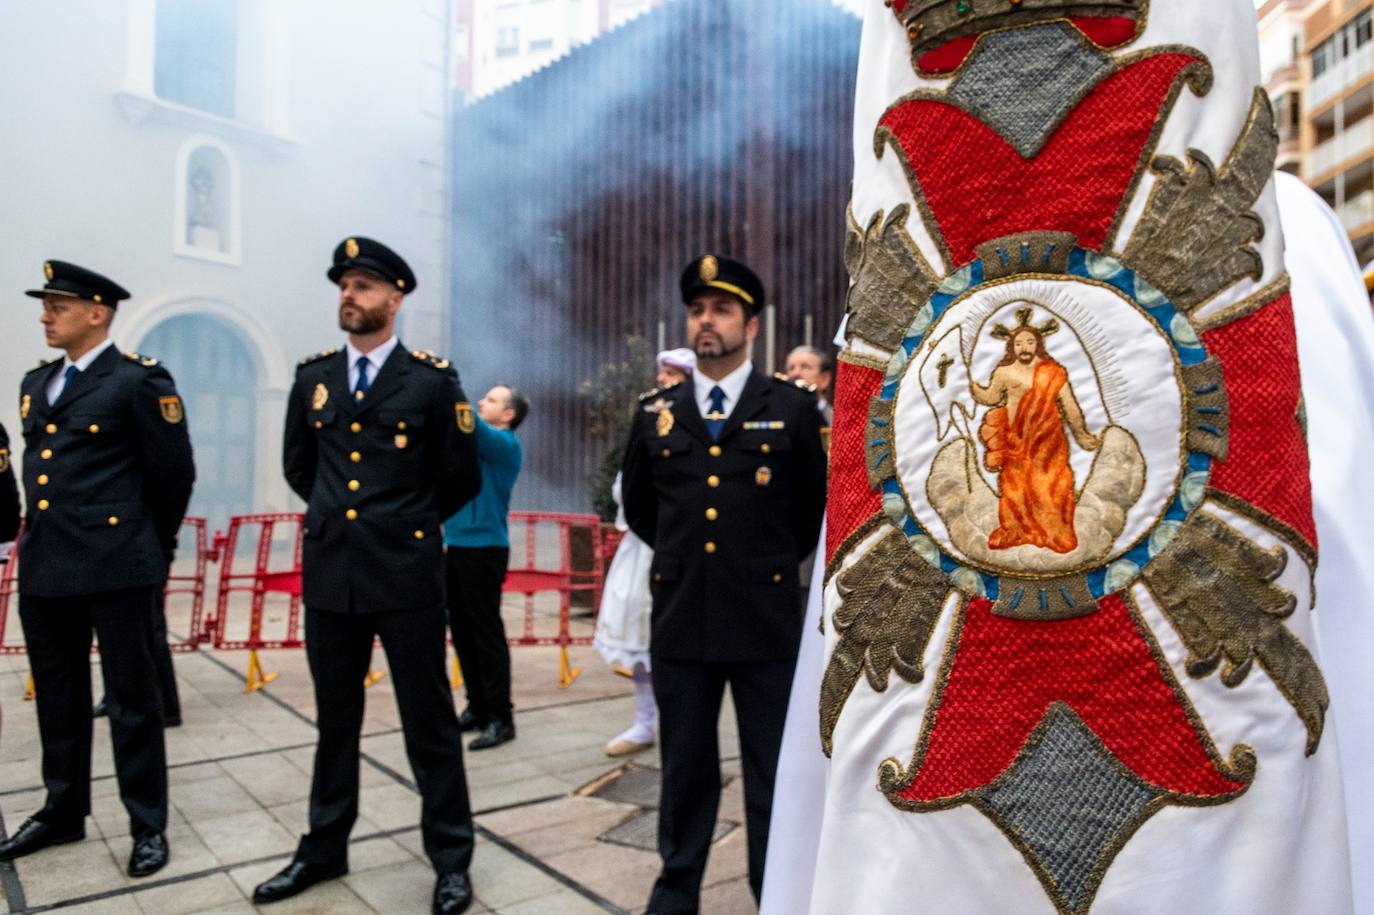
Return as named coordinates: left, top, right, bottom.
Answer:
left=442, top=384, right=528, bottom=750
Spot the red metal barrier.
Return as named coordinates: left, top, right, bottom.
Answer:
left=0, top=517, right=210, bottom=656
left=2, top=509, right=616, bottom=690
left=168, top=517, right=210, bottom=653
left=207, top=513, right=303, bottom=691
left=0, top=521, right=21, bottom=655
left=503, top=511, right=608, bottom=687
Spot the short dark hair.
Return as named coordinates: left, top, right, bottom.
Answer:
left=497, top=384, right=530, bottom=430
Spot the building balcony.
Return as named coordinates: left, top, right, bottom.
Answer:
left=1308, top=44, right=1373, bottom=112
left=1308, top=116, right=1374, bottom=179
left=1339, top=189, right=1374, bottom=233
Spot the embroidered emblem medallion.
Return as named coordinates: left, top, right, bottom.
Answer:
left=312, top=383, right=329, bottom=411
left=345, top=237, right=360, bottom=259
left=455, top=402, right=476, bottom=434
left=20, top=394, right=31, bottom=420
left=821, top=5, right=1327, bottom=913
left=699, top=255, right=719, bottom=282
left=159, top=395, right=184, bottom=425
left=657, top=408, right=675, bottom=438
left=0, top=448, right=9, bottom=474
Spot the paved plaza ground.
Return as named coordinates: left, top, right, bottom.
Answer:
left=0, top=593, right=756, bottom=914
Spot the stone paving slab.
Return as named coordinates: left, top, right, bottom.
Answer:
left=0, top=638, right=754, bottom=914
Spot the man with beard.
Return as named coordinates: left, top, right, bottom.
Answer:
left=621, top=254, right=828, bottom=914
left=254, top=237, right=482, bottom=914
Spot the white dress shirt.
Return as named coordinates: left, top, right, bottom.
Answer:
left=693, top=359, right=753, bottom=422
left=47, top=338, right=114, bottom=405
left=345, top=336, right=399, bottom=393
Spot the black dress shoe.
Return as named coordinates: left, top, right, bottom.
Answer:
left=433, top=871, right=473, bottom=914
left=457, top=708, right=483, bottom=732
left=128, top=833, right=169, bottom=877
left=252, top=859, right=348, bottom=904
left=93, top=698, right=109, bottom=718
left=0, top=817, right=85, bottom=861
left=468, top=719, right=515, bottom=751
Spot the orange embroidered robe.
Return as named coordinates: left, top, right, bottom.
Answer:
left=978, top=360, right=1077, bottom=553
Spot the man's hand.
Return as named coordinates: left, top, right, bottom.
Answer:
left=1074, top=429, right=1101, bottom=451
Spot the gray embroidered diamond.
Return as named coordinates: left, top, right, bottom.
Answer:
left=949, top=24, right=1111, bottom=158
left=978, top=704, right=1162, bottom=913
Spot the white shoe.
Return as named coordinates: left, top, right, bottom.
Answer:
left=606, top=736, right=655, bottom=757
left=605, top=723, right=656, bottom=757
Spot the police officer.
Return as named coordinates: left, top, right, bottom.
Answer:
left=622, top=255, right=827, bottom=914
left=0, top=261, right=194, bottom=877
left=0, top=422, right=18, bottom=561
left=253, top=238, right=482, bottom=915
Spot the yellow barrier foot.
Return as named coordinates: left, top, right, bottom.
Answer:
left=451, top=657, right=464, bottom=689
left=558, top=646, right=581, bottom=689
left=244, top=650, right=278, bottom=694
left=612, top=665, right=635, bottom=679
left=363, top=669, right=386, bottom=687
left=24, top=674, right=35, bottom=701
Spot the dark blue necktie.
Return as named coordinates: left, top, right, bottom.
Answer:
left=705, top=385, right=727, bottom=441
left=54, top=364, right=79, bottom=405
left=354, top=356, right=371, bottom=397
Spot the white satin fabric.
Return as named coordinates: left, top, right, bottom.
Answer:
left=593, top=472, right=653, bottom=671
left=759, top=3, right=1359, bottom=912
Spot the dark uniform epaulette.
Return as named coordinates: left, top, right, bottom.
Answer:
left=638, top=380, right=681, bottom=402
left=297, top=348, right=338, bottom=368
left=773, top=372, right=817, bottom=394
left=24, top=357, right=60, bottom=376
left=124, top=351, right=160, bottom=368
left=409, top=350, right=452, bottom=370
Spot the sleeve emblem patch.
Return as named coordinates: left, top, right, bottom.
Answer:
left=159, top=395, right=185, bottom=425
left=455, top=403, right=476, bottom=434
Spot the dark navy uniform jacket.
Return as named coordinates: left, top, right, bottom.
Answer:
left=283, top=345, right=482, bottom=614
left=621, top=370, right=828, bottom=662
left=0, top=422, right=19, bottom=545
left=16, top=347, right=195, bottom=597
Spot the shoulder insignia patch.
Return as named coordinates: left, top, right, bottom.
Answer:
left=773, top=372, right=817, bottom=393
left=125, top=352, right=160, bottom=367
left=25, top=357, right=60, bottom=376
left=410, top=350, right=452, bottom=370
left=298, top=348, right=338, bottom=368
left=0, top=448, right=9, bottom=474
left=639, top=381, right=681, bottom=402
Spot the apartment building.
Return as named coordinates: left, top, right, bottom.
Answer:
left=454, top=0, right=664, bottom=100
left=1260, top=0, right=1374, bottom=264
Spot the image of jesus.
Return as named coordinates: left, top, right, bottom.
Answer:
left=971, top=317, right=1100, bottom=554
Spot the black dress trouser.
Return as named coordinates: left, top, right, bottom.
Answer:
left=647, top=656, right=795, bottom=915
left=149, top=590, right=181, bottom=721
left=445, top=547, right=512, bottom=725
left=296, top=603, right=474, bottom=875
left=19, top=586, right=168, bottom=838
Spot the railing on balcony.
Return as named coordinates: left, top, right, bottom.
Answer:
left=1339, top=190, right=1374, bottom=233
left=1308, top=43, right=1374, bottom=112
left=1308, top=117, right=1374, bottom=178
